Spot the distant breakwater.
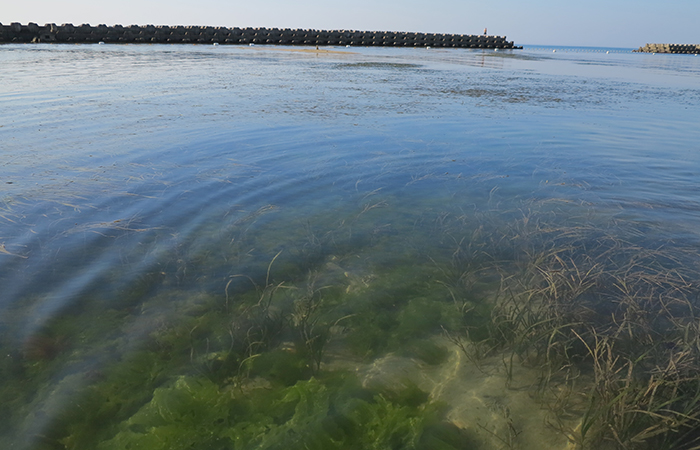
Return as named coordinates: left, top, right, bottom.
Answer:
left=0, top=22, right=520, bottom=49
left=634, top=43, right=700, bottom=54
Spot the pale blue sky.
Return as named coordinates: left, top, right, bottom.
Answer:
left=3, top=0, right=698, bottom=47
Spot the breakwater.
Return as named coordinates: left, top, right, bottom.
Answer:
left=635, top=43, right=700, bottom=54
left=0, top=22, right=520, bottom=49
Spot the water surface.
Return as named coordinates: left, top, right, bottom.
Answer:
left=2, top=43, right=700, bottom=450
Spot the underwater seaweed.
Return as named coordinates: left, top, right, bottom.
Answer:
left=96, top=375, right=469, bottom=450
left=443, top=205, right=700, bottom=450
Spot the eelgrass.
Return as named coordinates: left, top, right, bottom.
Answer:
left=444, top=205, right=700, bottom=449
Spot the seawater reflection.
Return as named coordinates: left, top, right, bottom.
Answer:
left=2, top=44, right=700, bottom=450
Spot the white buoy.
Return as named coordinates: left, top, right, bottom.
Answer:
left=553, top=49, right=556, bottom=53
left=98, top=41, right=104, bottom=45
left=606, top=51, right=609, bottom=54
left=249, top=43, right=255, bottom=46
left=213, top=42, right=219, bottom=46
left=426, top=46, right=431, bottom=49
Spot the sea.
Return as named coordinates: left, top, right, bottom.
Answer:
left=1, top=43, right=700, bottom=450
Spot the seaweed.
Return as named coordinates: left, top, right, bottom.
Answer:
left=6, top=189, right=700, bottom=450
left=442, top=204, right=700, bottom=449
left=96, top=375, right=467, bottom=450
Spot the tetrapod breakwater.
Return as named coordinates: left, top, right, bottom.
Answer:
left=634, top=43, right=700, bottom=54
left=0, top=22, right=520, bottom=49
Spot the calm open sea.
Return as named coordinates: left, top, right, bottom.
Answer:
left=1, top=44, right=700, bottom=450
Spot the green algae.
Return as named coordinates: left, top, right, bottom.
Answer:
left=95, top=376, right=468, bottom=450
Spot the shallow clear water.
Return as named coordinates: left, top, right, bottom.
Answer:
left=2, top=44, right=700, bottom=449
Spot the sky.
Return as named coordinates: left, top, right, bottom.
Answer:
left=3, top=0, right=699, bottom=48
